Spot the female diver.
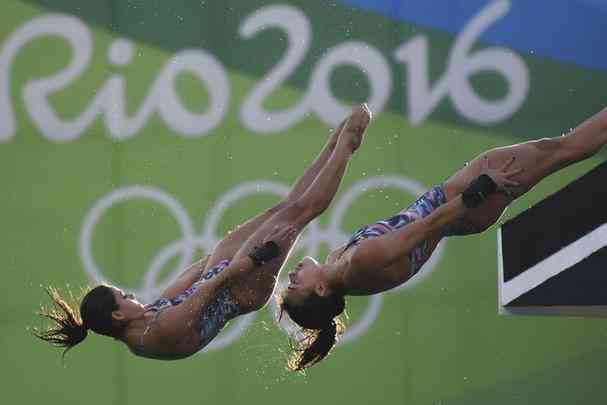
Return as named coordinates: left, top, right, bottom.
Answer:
left=34, top=104, right=372, bottom=360
left=278, top=106, right=607, bottom=370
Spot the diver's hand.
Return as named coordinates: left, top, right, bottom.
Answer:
left=480, top=155, right=523, bottom=195
left=263, top=224, right=298, bottom=246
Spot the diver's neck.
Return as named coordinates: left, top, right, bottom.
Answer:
left=323, top=262, right=347, bottom=295
left=120, top=309, right=154, bottom=344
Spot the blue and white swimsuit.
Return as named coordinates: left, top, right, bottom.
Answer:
left=142, top=259, right=241, bottom=352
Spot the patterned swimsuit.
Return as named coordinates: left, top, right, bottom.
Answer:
left=341, top=185, right=449, bottom=276
left=134, top=260, right=241, bottom=358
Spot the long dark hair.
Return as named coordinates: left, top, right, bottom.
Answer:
left=279, top=292, right=346, bottom=370
left=32, top=285, right=120, bottom=358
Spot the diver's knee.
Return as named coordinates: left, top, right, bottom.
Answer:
left=531, top=137, right=561, bottom=153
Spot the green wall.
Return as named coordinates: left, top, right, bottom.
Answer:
left=2, top=1, right=606, bottom=404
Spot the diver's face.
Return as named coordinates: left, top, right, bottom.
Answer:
left=285, top=256, right=323, bottom=305
left=110, top=287, right=144, bottom=318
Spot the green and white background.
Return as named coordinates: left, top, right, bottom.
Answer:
left=2, top=0, right=606, bottom=403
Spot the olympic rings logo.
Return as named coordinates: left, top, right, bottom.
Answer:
left=79, top=175, right=446, bottom=352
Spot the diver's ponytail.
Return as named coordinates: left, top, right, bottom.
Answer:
left=290, top=319, right=344, bottom=370
left=280, top=292, right=346, bottom=370
left=32, top=287, right=89, bottom=357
